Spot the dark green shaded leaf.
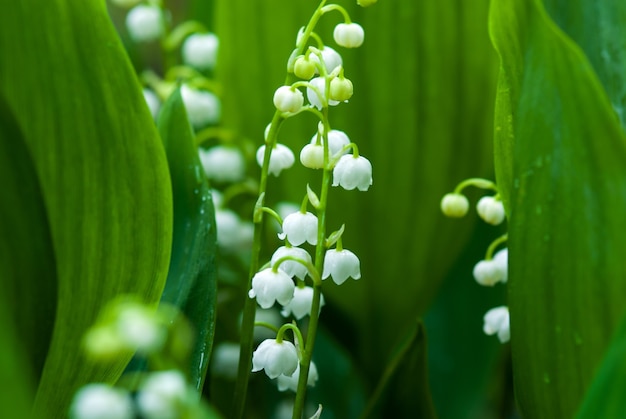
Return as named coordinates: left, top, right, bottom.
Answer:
left=0, top=1, right=173, bottom=416
left=158, top=88, right=218, bottom=390
left=490, top=0, right=626, bottom=416
left=577, top=313, right=626, bottom=418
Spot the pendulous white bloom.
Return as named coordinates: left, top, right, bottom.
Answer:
left=329, top=75, right=354, bottom=102
left=493, top=248, right=508, bottom=283
left=252, top=339, right=299, bottom=379
left=273, top=86, right=304, bottom=113
left=440, top=193, right=469, bottom=217
left=476, top=195, right=506, bottom=225
left=332, top=154, right=373, bottom=191
left=182, top=33, right=219, bottom=70
left=281, top=286, right=325, bottom=320
left=483, top=306, right=510, bottom=343
left=310, top=127, right=351, bottom=157
left=278, top=211, right=318, bottom=246
left=248, top=268, right=295, bottom=309
left=307, top=76, right=340, bottom=110
left=115, top=304, right=167, bottom=353
left=199, top=145, right=246, bottom=183
left=472, top=258, right=507, bottom=287
left=211, top=342, right=240, bottom=380
left=126, top=5, right=164, bottom=42
left=333, top=23, right=365, bottom=48
left=69, top=384, right=134, bottom=419
left=215, top=209, right=253, bottom=250
left=276, top=361, right=319, bottom=392
left=143, top=88, right=160, bottom=120
left=300, top=143, right=325, bottom=169
left=180, top=85, right=221, bottom=129
left=323, top=248, right=361, bottom=285
left=271, top=246, right=312, bottom=279
left=309, top=46, right=343, bottom=74
left=136, top=370, right=189, bottom=419
left=256, top=144, right=295, bottom=176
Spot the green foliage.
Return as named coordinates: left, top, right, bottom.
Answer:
left=0, top=0, right=173, bottom=416
left=491, top=0, right=626, bottom=416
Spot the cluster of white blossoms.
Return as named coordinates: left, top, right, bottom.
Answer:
left=247, top=10, right=371, bottom=398
left=441, top=180, right=510, bottom=343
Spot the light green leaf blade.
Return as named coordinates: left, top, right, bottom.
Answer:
left=0, top=1, right=173, bottom=416
left=576, top=313, right=626, bottom=418
left=490, top=0, right=626, bottom=416
left=157, top=88, right=218, bottom=391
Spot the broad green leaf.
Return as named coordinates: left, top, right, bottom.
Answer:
left=490, top=0, right=626, bottom=416
left=576, top=313, right=626, bottom=418
left=0, top=1, right=173, bottom=416
left=157, top=88, right=218, bottom=390
left=215, top=0, right=498, bottom=382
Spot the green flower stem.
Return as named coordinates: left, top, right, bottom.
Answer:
left=485, top=233, right=509, bottom=260
left=276, top=322, right=305, bottom=350
left=453, top=177, right=498, bottom=194
left=272, top=255, right=321, bottom=284
left=232, top=110, right=283, bottom=419
left=292, top=108, right=332, bottom=419
left=320, top=4, right=352, bottom=22
left=254, top=321, right=280, bottom=335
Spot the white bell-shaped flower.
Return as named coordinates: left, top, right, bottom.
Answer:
left=278, top=211, right=318, bottom=246
left=199, top=145, right=246, bottom=183
left=70, top=384, right=134, bottom=419
left=115, top=304, right=166, bottom=354
left=143, top=88, right=160, bottom=120
left=126, top=5, right=164, bottom=43
left=311, top=127, right=350, bottom=157
left=493, top=248, right=508, bottom=283
left=332, top=154, right=373, bottom=191
left=248, top=268, right=295, bottom=309
left=271, top=246, right=312, bottom=279
left=180, top=85, right=221, bottom=129
left=256, top=144, right=295, bottom=177
left=309, top=46, right=343, bottom=74
left=483, top=306, right=510, bottom=343
left=252, top=339, right=299, bottom=379
left=333, top=23, right=365, bottom=48
left=276, top=361, right=319, bottom=392
left=322, top=248, right=361, bottom=285
left=216, top=209, right=253, bottom=251
left=476, top=196, right=506, bottom=225
left=182, top=33, right=219, bottom=70
left=300, top=143, right=325, bottom=169
left=440, top=193, right=469, bottom=217
left=273, top=86, right=304, bottom=113
left=307, top=76, right=340, bottom=110
left=136, top=370, right=189, bottom=419
left=281, top=286, right=325, bottom=320
left=473, top=257, right=507, bottom=287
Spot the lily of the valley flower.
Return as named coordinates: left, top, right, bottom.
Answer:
left=182, top=33, right=219, bottom=70
left=276, top=361, right=319, bottom=392
left=273, top=85, right=304, bottom=113
left=300, top=143, right=325, bottom=169
left=440, top=193, right=469, bottom=217
left=180, top=85, right=221, bottom=129
left=280, top=286, right=325, bottom=320
left=473, top=249, right=508, bottom=287
left=476, top=195, right=506, bottom=225
left=136, top=370, right=190, bottom=419
left=310, top=128, right=350, bottom=157
left=248, top=268, right=295, bottom=309
left=142, top=88, right=160, bottom=120
left=256, top=144, right=295, bottom=176
left=309, top=46, right=343, bottom=74
left=252, top=339, right=299, bottom=379
left=70, top=384, right=134, bottom=419
left=271, top=246, right=312, bottom=279
left=294, top=55, right=317, bottom=80
left=278, top=211, right=318, bottom=246
left=322, top=248, right=361, bottom=285
left=329, top=74, right=354, bottom=102
left=307, top=76, right=340, bottom=110
left=483, top=306, right=510, bottom=343
left=333, top=23, right=365, bottom=48
left=126, top=5, right=164, bottom=43
left=332, top=154, right=373, bottom=191
left=199, top=145, right=246, bottom=183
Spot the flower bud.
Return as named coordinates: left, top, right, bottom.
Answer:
left=333, top=23, right=365, bottom=48
left=180, top=85, right=221, bottom=129
left=182, top=33, right=219, bottom=70
left=273, top=86, right=304, bottom=113
left=199, top=145, right=246, bottom=183
left=70, top=384, right=134, bottom=419
left=330, top=76, right=354, bottom=102
left=300, top=144, right=325, bottom=169
left=294, top=55, right=316, bottom=80
left=440, top=193, right=469, bottom=217
left=476, top=196, right=506, bottom=225
left=126, top=5, right=164, bottom=43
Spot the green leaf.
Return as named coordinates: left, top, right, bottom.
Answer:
left=576, top=313, right=626, bottom=418
left=157, top=88, right=218, bottom=390
left=0, top=1, right=173, bottom=416
left=490, top=0, right=626, bottom=416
